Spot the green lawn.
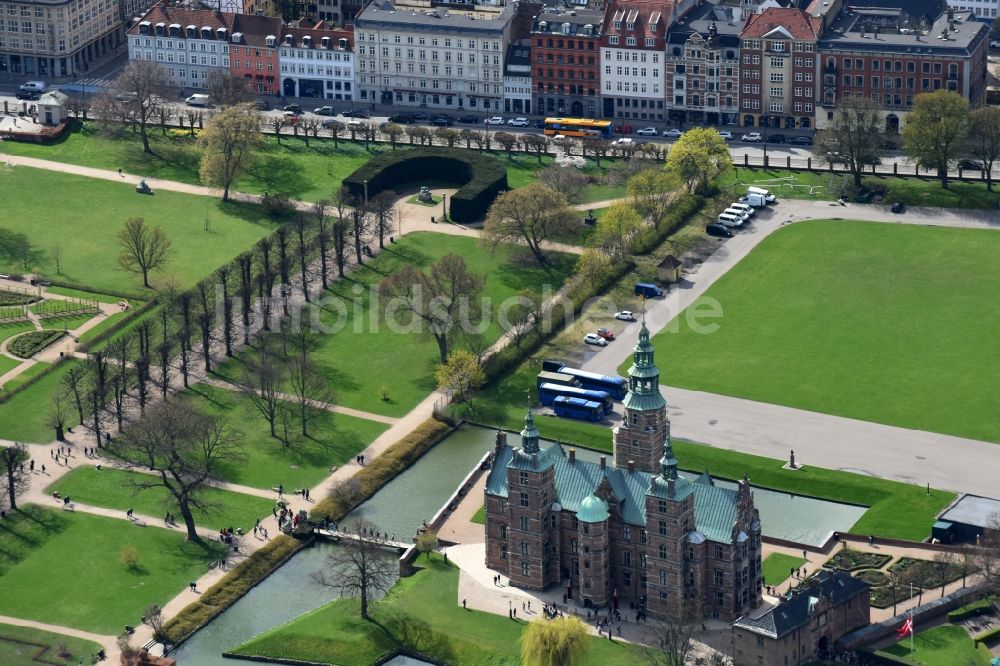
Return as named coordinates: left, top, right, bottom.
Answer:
left=881, top=624, right=991, bottom=665
left=718, top=167, right=1000, bottom=209
left=762, top=553, right=807, bottom=586
left=0, top=321, right=35, bottom=345
left=77, top=309, right=132, bottom=343
left=0, top=355, right=22, bottom=379
left=0, top=359, right=81, bottom=443
left=643, top=220, right=1000, bottom=443
left=45, top=466, right=275, bottom=532
left=471, top=504, right=486, bottom=525
left=0, top=505, right=224, bottom=634
left=45, top=285, right=137, bottom=304
left=1, top=361, right=51, bottom=392
left=231, top=554, right=635, bottom=666
left=177, top=383, right=388, bottom=490
left=214, top=232, right=575, bottom=418
left=0, top=165, right=278, bottom=293
left=0, top=622, right=103, bottom=666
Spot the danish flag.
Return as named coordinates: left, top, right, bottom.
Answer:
left=897, top=615, right=914, bottom=639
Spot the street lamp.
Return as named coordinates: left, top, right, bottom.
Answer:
left=442, top=193, right=447, bottom=222
left=363, top=179, right=369, bottom=205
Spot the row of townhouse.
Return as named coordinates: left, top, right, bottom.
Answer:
left=127, top=2, right=354, bottom=100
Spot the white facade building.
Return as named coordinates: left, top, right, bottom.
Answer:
left=503, top=41, right=531, bottom=114
left=278, top=29, right=355, bottom=100
left=353, top=0, right=516, bottom=112
left=127, top=6, right=230, bottom=90
left=947, top=0, right=1000, bottom=20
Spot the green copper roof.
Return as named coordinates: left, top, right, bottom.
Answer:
left=622, top=391, right=666, bottom=411
left=577, top=493, right=610, bottom=523
left=520, top=410, right=540, bottom=454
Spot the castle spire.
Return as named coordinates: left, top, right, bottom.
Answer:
left=521, top=409, right=540, bottom=454
left=660, top=438, right=678, bottom=480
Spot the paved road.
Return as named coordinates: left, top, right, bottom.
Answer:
left=580, top=199, right=1000, bottom=497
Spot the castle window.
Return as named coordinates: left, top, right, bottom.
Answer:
left=623, top=526, right=631, bottom=541
left=714, top=570, right=724, bottom=585
left=571, top=538, right=578, bottom=553
left=624, top=551, right=632, bottom=567
left=657, top=500, right=667, bottom=513
left=659, top=590, right=667, bottom=599
left=714, top=544, right=724, bottom=559
left=624, top=570, right=632, bottom=585
left=500, top=545, right=507, bottom=559
left=520, top=492, right=529, bottom=507
left=640, top=530, right=647, bottom=544
left=500, top=524, right=507, bottom=539
left=659, top=520, right=667, bottom=536
left=521, top=541, right=530, bottom=555
left=659, top=544, right=667, bottom=559
left=522, top=561, right=530, bottom=576
left=519, top=471, right=528, bottom=485
left=521, top=516, right=529, bottom=531
left=584, top=559, right=591, bottom=569
left=640, top=554, right=647, bottom=569
left=549, top=514, right=557, bottom=529
left=659, top=569, right=667, bottom=585
left=583, top=524, right=590, bottom=535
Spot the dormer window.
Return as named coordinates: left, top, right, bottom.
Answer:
left=625, top=22, right=634, bottom=30
left=265, top=35, right=276, bottom=46
left=613, top=20, right=621, bottom=29
left=284, top=34, right=293, bottom=46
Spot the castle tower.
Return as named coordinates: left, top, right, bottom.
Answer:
left=576, top=492, right=611, bottom=608
left=614, top=318, right=670, bottom=473
left=505, top=410, right=559, bottom=590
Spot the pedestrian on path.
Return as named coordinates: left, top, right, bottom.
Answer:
left=41, top=464, right=46, bottom=474
left=30, top=459, right=34, bottom=472
left=127, top=508, right=134, bottom=519
left=189, top=582, right=197, bottom=592
left=462, top=599, right=467, bottom=609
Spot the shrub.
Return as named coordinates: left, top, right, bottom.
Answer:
left=343, top=148, right=508, bottom=224
left=948, top=596, right=995, bottom=622
left=8, top=329, right=65, bottom=358
left=120, top=544, right=140, bottom=570
left=44, top=278, right=147, bottom=302
left=631, top=193, right=704, bottom=255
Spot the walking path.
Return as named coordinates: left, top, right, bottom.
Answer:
left=0, top=613, right=116, bottom=656
left=581, top=199, right=1000, bottom=497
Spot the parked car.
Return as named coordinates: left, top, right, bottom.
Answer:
left=411, top=112, right=429, bottom=121
left=430, top=116, right=453, bottom=126
left=958, top=159, right=983, bottom=171
left=507, top=117, right=529, bottom=127
left=662, top=128, right=684, bottom=139
left=584, top=333, right=608, bottom=347
left=388, top=113, right=415, bottom=124
left=342, top=109, right=371, bottom=118
left=826, top=151, right=849, bottom=164
left=728, top=202, right=755, bottom=217
left=636, top=127, right=659, bottom=136
left=551, top=134, right=569, bottom=144
left=615, top=311, right=636, bottom=321
left=890, top=202, right=906, bottom=214
left=532, top=120, right=546, bottom=129
left=706, top=223, right=735, bottom=238
left=768, top=133, right=787, bottom=144
left=281, top=111, right=299, bottom=125
left=635, top=282, right=663, bottom=298
left=313, top=106, right=337, bottom=116
left=456, top=115, right=479, bottom=124
left=991, top=40, right=1000, bottom=48
left=741, top=132, right=763, bottom=142
left=253, top=100, right=271, bottom=110
left=717, top=130, right=733, bottom=141
left=612, top=137, right=635, bottom=146
left=15, top=90, right=40, bottom=101
left=788, top=135, right=813, bottom=146
left=596, top=327, right=616, bottom=341
left=321, top=118, right=343, bottom=129
left=484, top=116, right=505, bottom=125
left=283, top=103, right=303, bottom=114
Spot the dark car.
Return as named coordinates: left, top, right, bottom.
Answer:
left=321, top=118, right=344, bottom=129
left=456, top=115, right=478, bottom=124
left=313, top=106, right=337, bottom=116
left=283, top=103, right=303, bottom=114
left=15, top=90, right=40, bottom=101
left=430, top=116, right=453, bottom=127
left=532, top=119, right=546, bottom=129
left=890, top=202, right=906, bottom=214
left=768, top=134, right=787, bottom=144
left=253, top=99, right=271, bottom=110
left=706, top=223, right=735, bottom=238
left=342, top=109, right=371, bottom=118
left=411, top=112, right=429, bottom=121
left=958, top=159, right=983, bottom=171
left=388, top=113, right=415, bottom=124
left=788, top=135, right=813, bottom=146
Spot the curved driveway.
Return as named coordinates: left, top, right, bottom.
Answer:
left=580, top=199, right=1000, bottom=497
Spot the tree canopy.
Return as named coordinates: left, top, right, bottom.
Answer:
left=483, top=184, right=578, bottom=266
left=666, top=128, right=732, bottom=193
left=902, top=90, right=969, bottom=188
left=198, top=103, right=265, bottom=201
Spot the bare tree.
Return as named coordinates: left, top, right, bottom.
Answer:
left=0, top=443, right=30, bottom=511
left=326, top=120, right=345, bottom=147
left=969, top=106, right=1000, bottom=190
left=482, top=184, right=578, bottom=267
left=217, top=265, right=235, bottom=356
left=641, top=621, right=696, bottom=666
left=435, top=127, right=459, bottom=148
left=301, top=118, right=321, bottom=146
left=292, top=215, right=313, bottom=302
left=238, top=334, right=285, bottom=440
left=313, top=518, right=397, bottom=620
left=195, top=281, right=216, bottom=372
left=520, top=133, right=549, bottom=164
left=382, top=123, right=405, bottom=149
left=205, top=70, right=254, bottom=107
left=62, top=364, right=88, bottom=426
left=286, top=354, right=334, bottom=437
left=934, top=552, right=957, bottom=598
left=108, top=400, right=243, bottom=543
left=369, top=190, right=396, bottom=249
left=46, top=388, right=71, bottom=442
left=817, top=95, right=885, bottom=187
left=495, top=131, right=519, bottom=160
left=236, top=251, right=255, bottom=344
left=538, top=165, right=588, bottom=204
left=313, top=200, right=332, bottom=289
left=113, top=60, right=169, bottom=154
left=330, top=188, right=352, bottom=278
left=379, top=254, right=483, bottom=363
left=503, top=288, right=543, bottom=348
left=118, top=217, right=172, bottom=289
left=976, top=513, right=1000, bottom=594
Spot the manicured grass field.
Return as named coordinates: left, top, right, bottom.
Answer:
left=645, top=220, right=1000, bottom=443
left=0, top=321, right=35, bottom=345
left=231, top=554, right=635, bottom=665
left=45, top=285, right=136, bottom=304
left=77, top=309, right=132, bottom=343
left=1, top=361, right=51, bottom=392
left=0, top=355, right=23, bottom=379
left=0, top=622, right=103, bottom=666
left=0, top=505, right=224, bottom=634
left=176, top=383, right=388, bottom=490
left=214, top=232, right=575, bottom=418
left=45, top=466, right=275, bottom=531
left=718, top=167, right=1000, bottom=209
left=0, top=165, right=278, bottom=292
left=881, top=624, right=991, bottom=665
left=471, top=504, right=486, bottom=524
left=0, top=359, right=81, bottom=443
left=762, top=553, right=807, bottom=586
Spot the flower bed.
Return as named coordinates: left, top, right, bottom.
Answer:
left=8, top=330, right=65, bottom=358
left=824, top=548, right=892, bottom=572
left=856, top=569, right=891, bottom=588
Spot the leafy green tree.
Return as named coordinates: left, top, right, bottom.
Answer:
left=483, top=184, right=579, bottom=267
left=902, top=90, right=970, bottom=188
left=435, top=349, right=486, bottom=401
left=574, top=248, right=613, bottom=286
left=666, top=128, right=732, bottom=193
left=968, top=106, right=1000, bottom=190
left=591, top=203, right=643, bottom=261
left=628, top=168, right=680, bottom=229
left=520, top=616, right=589, bottom=666
left=817, top=95, right=885, bottom=188
left=198, top=103, right=264, bottom=201
left=415, top=529, right=440, bottom=558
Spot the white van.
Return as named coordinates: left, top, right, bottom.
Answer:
left=723, top=207, right=750, bottom=223
left=185, top=94, right=210, bottom=107
left=746, top=186, right=776, bottom=203
left=717, top=213, right=743, bottom=228
left=19, top=80, right=46, bottom=94
left=739, top=193, right=770, bottom=208
left=729, top=202, right=755, bottom=217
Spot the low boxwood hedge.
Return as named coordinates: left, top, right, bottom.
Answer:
left=8, top=329, right=65, bottom=358
left=343, top=148, right=508, bottom=224
left=0, top=291, right=39, bottom=307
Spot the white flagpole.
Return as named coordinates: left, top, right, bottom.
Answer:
left=909, top=582, right=915, bottom=655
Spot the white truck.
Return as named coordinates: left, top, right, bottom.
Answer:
left=185, top=94, right=211, bottom=107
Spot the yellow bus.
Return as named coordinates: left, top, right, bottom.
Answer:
left=542, top=117, right=614, bottom=139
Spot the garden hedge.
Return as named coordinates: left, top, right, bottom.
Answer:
left=948, top=596, right=995, bottom=622
left=343, top=148, right=508, bottom=224
left=8, top=330, right=65, bottom=358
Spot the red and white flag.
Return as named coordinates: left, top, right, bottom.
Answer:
left=897, top=616, right=914, bottom=639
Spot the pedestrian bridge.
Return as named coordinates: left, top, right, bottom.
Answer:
left=314, top=528, right=412, bottom=551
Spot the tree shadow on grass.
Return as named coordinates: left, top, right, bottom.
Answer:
left=215, top=198, right=287, bottom=227
left=243, top=155, right=309, bottom=197
left=0, top=507, right=73, bottom=574
left=368, top=613, right=457, bottom=666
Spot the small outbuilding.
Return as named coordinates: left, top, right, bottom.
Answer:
left=657, top=254, right=682, bottom=283
left=36, top=90, right=69, bottom=125
left=937, top=494, right=1000, bottom=545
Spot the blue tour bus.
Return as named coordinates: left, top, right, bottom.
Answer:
left=538, top=383, right=613, bottom=414
left=552, top=396, right=604, bottom=422
left=536, top=371, right=582, bottom=389
left=557, top=367, right=628, bottom=400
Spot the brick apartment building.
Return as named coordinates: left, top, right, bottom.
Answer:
left=732, top=570, right=871, bottom=666
left=738, top=6, right=820, bottom=129
left=484, top=323, right=763, bottom=622
left=228, top=14, right=281, bottom=96
left=530, top=3, right=603, bottom=118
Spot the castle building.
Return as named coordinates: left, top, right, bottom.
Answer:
left=484, top=321, right=763, bottom=622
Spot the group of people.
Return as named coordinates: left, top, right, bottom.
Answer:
left=276, top=507, right=300, bottom=530
left=218, top=527, right=242, bottom=548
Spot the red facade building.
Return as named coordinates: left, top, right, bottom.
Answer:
left=531, top=5, right=604, bottom=118
left=228, top=14, right=282, bottom=96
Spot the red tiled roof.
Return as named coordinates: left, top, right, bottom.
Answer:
left=740, top=7, right=819, bottom=41
left=128, top=2, right=230, bottom=34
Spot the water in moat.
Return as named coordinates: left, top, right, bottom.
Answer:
left=171, top=423, right=865, bottom=663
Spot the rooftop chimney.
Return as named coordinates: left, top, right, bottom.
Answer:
left=599, top=456, right=606, bottom=469
left=568, top=448, right=576, bottom=464
left=628, top=460, right=635, bottom=472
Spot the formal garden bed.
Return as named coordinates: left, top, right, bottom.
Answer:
left=7, top=329, right=65, bottom=358
left=825, top=547, right=892, bottom=572
left=890, top=557, right=966, bottom=589
left=0, top=290, right=39, bottom=306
